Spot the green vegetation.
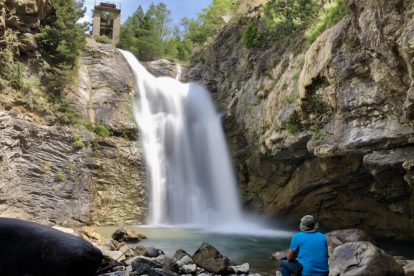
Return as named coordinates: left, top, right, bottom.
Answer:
left=262, top=0, right=316, bottom=44
left=243, top=22, right=264, bottom=49
left=36, top=0, right=87, bottom=94
left=409, top=37, right=414, bottom=53
left=95, top=35, right=113, bottom=44
left=0, top=49, right=24, bottom=90
left=286, top=123, right=299, bottom=135
left=118, top=0, right=236, bottom=62
left=306, top=0, right=349, bottom=44
left=56, top=172, right=66, bottom=182
left=293, top=69, right=301, bottom=80
left=73, top=140, right=85, bottom=149
left=94, top=124, right=112, bottom=137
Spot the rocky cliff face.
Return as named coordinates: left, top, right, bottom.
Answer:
left=0, top=0, right=147, bottom=226
left=190, top=0, right=414, bottom=240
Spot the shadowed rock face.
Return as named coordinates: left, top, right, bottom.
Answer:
left=0, top=218, right=102, bottom=276
left=0, top=42, right=147, bottom=227
left=190, top=0, right=414, bottom=240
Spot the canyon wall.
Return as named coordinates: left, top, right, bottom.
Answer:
left=190, top=0, right=414, bottom=240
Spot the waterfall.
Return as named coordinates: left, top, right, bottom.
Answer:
left=120, top=50, right=243, bottom=227
left=175, top=63, right=182, bottom=81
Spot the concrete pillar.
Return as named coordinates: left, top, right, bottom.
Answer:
left=92, top=8, right=101, bottom=38
left=113, top=11, right=121, bottom=45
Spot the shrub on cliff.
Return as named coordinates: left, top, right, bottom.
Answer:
left=0, top=49, right=24, bottom=90
left=262, top=0, right=317, bottom=44
left=243, top=22, right=264, bottom=49
left=36, top=0, right=87, bottom=94
left=306, top=0, right=349, bottom=44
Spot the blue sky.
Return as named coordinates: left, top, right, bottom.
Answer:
left=80, top=0, right=213, bottom=25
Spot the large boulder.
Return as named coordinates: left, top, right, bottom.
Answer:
left=325, top=229, right=374, bottom=255
left=177, top=255, right=195, bottom=267
left=404, top=260, right=414, bottom=276
left=0, top=218, right=102, bottom=276
left=329, top=242, right=405, bottom=276
left=131, top=257, right=162, bottom=275
left=192, top=243, right=231, bottom=274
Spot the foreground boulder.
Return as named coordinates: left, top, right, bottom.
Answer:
left=325, top=229, right=374, bottom=255
left=0, top=218, right=102, bottom=276
left=154, top=255, right=180, bottom=273
left=192, top=243, right=231, bottom=274
left=174, top=249, right=191, bottom=261
left=329, top=242, right=404, bottom=276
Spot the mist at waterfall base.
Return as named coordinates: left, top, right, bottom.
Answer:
left=120, top=50, right=291, bottom=237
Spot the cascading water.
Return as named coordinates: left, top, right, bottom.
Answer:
left=120, top=50, right=243, bottom=228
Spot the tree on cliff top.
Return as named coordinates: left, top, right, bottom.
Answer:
left=37, top=0, right=87, bottom=94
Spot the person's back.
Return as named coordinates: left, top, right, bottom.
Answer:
left=290, top=231, right=329, bottom=276
left=279, top=215, right=329, bottom=276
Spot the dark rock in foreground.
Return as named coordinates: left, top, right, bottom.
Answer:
left=131, top=257, right=162, bottom=275
left=0, top=218, right=102, bottom=276
left=192, top=242, right=231, bottom=274
left=329, top=241, right=405, bottom=276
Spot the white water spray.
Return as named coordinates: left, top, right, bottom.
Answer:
left=120, top=50, right=243, bottom=228
left=175, top=63, right=182, bottom=81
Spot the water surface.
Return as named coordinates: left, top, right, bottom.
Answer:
left=97, top=226, right=291, bottom=276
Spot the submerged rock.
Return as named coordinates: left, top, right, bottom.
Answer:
left=112, top=228, right=142, bottom=242
left=329, top=242, right=404, bottom=276
left=192, top=243, right=231, bottom=274
left=0, top=218, right=102, bottom=276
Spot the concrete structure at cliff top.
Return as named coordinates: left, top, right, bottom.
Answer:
left=92, top=1, right=121, bottom=45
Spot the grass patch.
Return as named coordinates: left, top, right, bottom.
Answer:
left=95, top=35, right=113, bottom=45
left=286, top=123, right=299, bottom=135
left=243, top=22, right=264, bottom=49
left=306, top=0, right=349, bottom=44
left=94, top=124, right=112, bottom=137
left=293, top=69, right=301, bottom=80
left=56, top=172, right=66, bottom=182
left=73, top=140, right=85, bottom=149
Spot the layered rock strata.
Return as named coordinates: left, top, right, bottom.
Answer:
left=190, top=0, right=414, bottom=239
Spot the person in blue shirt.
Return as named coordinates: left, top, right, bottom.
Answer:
left=279, top=215, right=329, bottom=276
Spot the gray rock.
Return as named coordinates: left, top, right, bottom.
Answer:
left=192, top=243, right=231, bottom=274
left=228, top=263, right=249, bottom=274
left=101, top=250, right=125, bottom=264
left=131, top=257, right=162, bottom=275
left=112, top=228, right=141, bottom=242
left=325, top=229, right=374, bottom=256
left=173, top=249, right=190, bottom=261
left=180, top=264, right=197, bottom=274
left=146, top=247, right=164, bottom=258
left=404, top=261, right=414, bottom=276
left=177, top=255, right=195, bottom=267
left=329, top=242, right=405, bottom=276
left=133, top=245, right=149, bottom=256
left=101, top=271, right=128, bottom=276
left=154, top=255, right=179, bottom=273
left=271, top=250, right=288, bottom=261
left=149, top=268, right=180, bottom=276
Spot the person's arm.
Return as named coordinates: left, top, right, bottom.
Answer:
left=287, top=249, right=296, bottom=261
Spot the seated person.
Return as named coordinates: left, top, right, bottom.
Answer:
left=279, top=215, right=329, bottom=276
